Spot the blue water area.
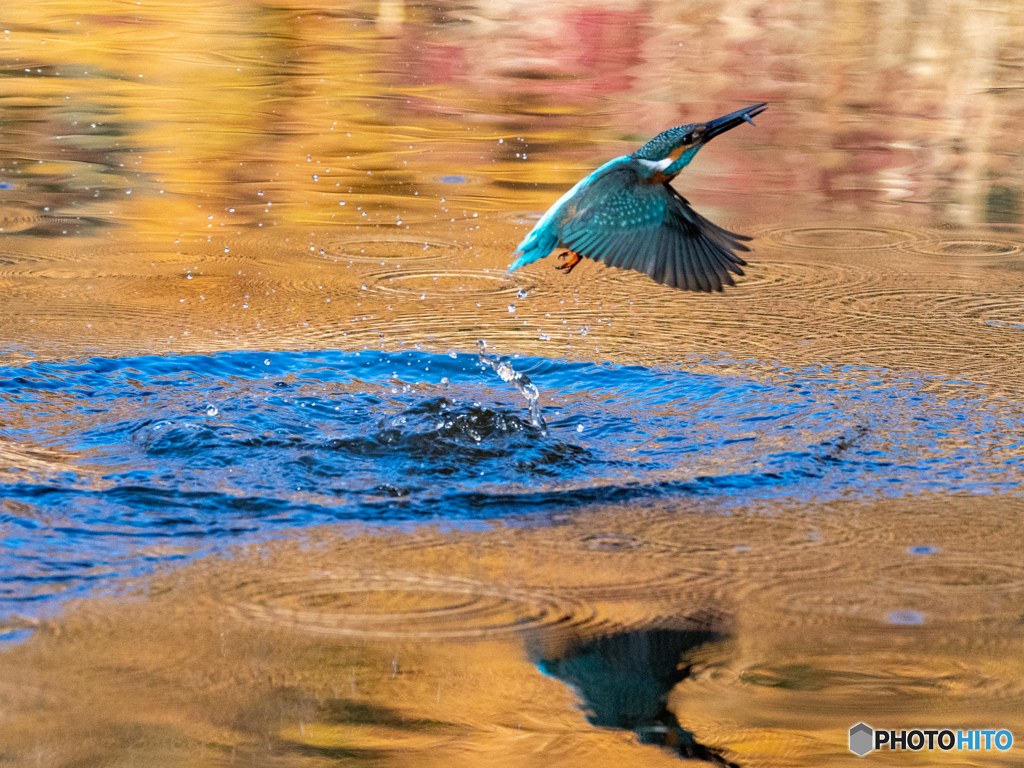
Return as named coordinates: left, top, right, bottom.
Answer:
left=0, top=349, right=1020, bottom=619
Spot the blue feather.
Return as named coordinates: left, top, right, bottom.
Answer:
left=508, top=157, right=632, bottom=273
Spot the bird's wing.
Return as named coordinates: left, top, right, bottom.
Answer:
left=558, top=165, right=750, bottom=292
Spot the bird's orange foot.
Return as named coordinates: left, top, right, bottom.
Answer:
left=555, top=251, right=582, bottom=274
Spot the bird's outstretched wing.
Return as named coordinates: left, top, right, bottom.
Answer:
left=558, top=164, right=749, bottom=292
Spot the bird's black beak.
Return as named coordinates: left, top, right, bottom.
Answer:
left=700, top=102, right=768, bottom=143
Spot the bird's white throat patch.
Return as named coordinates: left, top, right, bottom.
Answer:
left=637, top=157, right=674, bottom=173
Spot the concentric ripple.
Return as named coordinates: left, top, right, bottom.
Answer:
left=319, top=236, right=457, bottom=264
left=907, top=238, right=1022, bottom=258
left=760, top=226, right=915, bottom=251
left=224, top=570, right=597, bottom=639
left=878, top=556, right=1024, bottom=593
left=685, top=651, right=1024, bottom=715
left=370, top=269, right=522, bottom=296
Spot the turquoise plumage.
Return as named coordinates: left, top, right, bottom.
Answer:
left=509, top=103, right=767, bottom=292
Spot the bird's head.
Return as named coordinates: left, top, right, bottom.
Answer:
left=632, top=102, right=767, bottom=180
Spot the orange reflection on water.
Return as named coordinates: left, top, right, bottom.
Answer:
left=1, top=3, right=1024, bottom=767
left=1, top=495, right=1023, bottom=767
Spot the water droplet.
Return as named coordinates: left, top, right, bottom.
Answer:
left=478, top=341, right=546, bottom=431
left=576, top=423, right=584, bottom=432
left=889, top=611, right=924, bottom=625
left=908, top=546, right=940, bottom=555
left=205, top=405, right=217, bottom=416
left=508, top=304, right=515, bottom=313
left=312, top=174, right=318, bottom=181
left=517, top=288, right=527, bottom=299
left=264, top=359, right=270, bottom=365
left=495, top=361, right=515, bottom=383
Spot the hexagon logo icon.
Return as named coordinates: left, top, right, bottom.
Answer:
left=849, top=722, right=874, bottom=756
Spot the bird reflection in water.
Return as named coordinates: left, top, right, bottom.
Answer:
left=536, top=628, right=738, bottom=766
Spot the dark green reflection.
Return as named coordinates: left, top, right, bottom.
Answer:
left=538, top=629, right=736, bottom=766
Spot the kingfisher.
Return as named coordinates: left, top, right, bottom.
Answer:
left=508, top=103, right=767, bottom=292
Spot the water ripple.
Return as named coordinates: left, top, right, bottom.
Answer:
left=761, top=226, right=914, bottom=251
left=0, top=349, right=1021, bottom=618
left=223, top=569, right=600, bottom=640
left=320, top=236, right=457, bottom=264
left=370, top=269, right=522, bottom=297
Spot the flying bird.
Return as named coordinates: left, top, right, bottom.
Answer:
left=508, top=103, right=766, bottom=292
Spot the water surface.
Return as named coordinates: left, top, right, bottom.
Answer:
left=1, top=1, right=1023, bottom=766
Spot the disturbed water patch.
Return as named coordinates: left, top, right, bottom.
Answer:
left=0, top=349, right=1021, bottom=621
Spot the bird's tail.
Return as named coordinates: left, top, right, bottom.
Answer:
left=509, top=227, right=559, bottom=272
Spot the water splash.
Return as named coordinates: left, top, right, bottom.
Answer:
left=477, top=340, right=548, bottom=432
left=2, top=348, right=1022, bottom=623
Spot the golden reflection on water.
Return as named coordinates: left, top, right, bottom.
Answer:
left=1, top=0, right=1023, bottom=383
left=2, top=495, right=1024, bottom=767
left=2, top=0, right=1024, bottom=766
